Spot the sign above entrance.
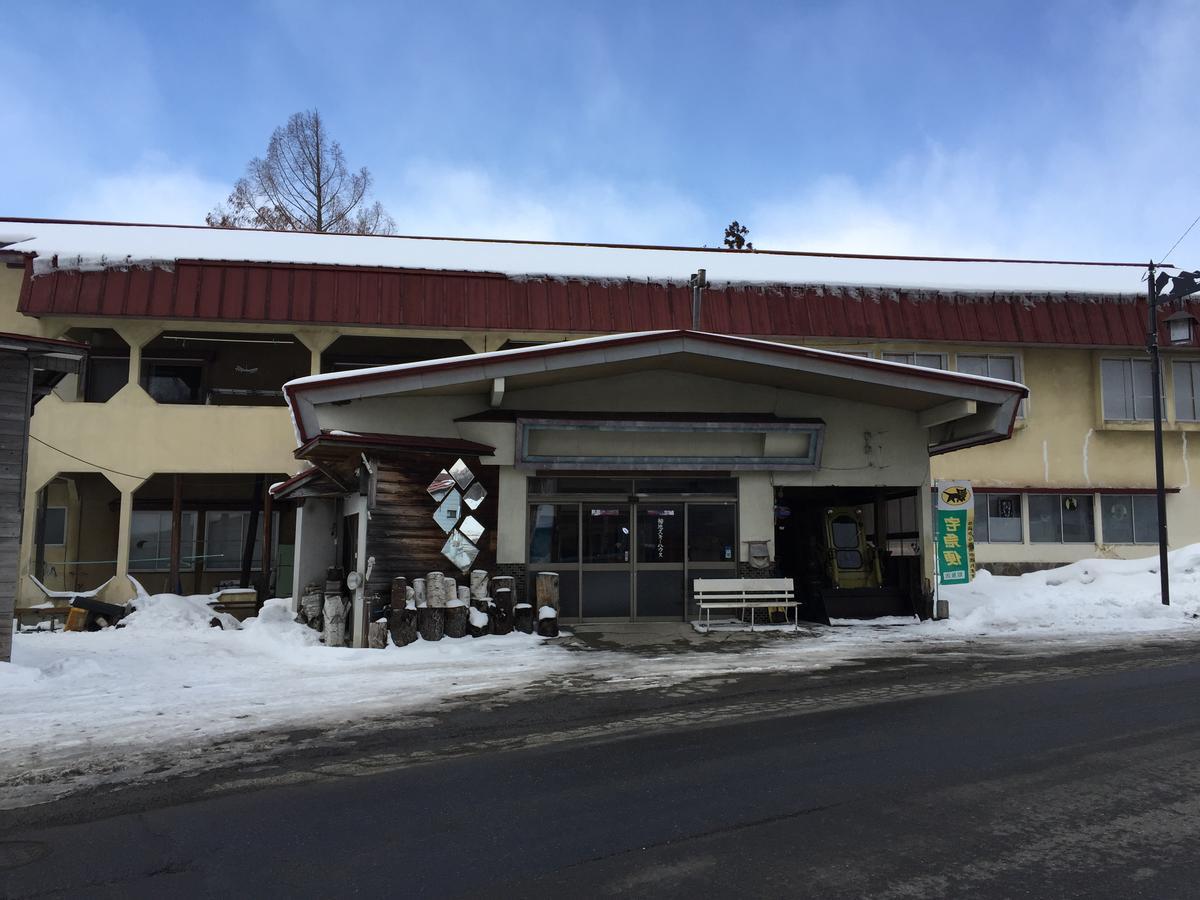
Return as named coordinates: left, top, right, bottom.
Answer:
left=935, top=480, right=975, bottom=585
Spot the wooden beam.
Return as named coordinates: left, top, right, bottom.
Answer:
left=168, top=474, right=182, bottom=591
left=490, top=376, right=505, bottom=408
left=918, top=399, right=976, bottom=429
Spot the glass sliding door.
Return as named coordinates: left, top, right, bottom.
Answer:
left=635, top=503, right=684, bottom=618
left=581, top=504, right=632, bottom=618
left=528, top=503, right=581, bottom=618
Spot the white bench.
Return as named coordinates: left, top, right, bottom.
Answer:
left=693, top=577, right=798, bottom=632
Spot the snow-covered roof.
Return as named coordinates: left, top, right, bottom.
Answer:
left=0, top=218, right=1147, bottom=294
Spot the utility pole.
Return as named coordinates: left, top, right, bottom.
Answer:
left=690, top=269, right=707, bottom=331
left=1147, top=262, right=1170, bottom=605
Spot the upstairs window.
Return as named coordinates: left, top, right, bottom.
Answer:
left=882, top=352, right=946, bottom=369
left=1173, top=360, right=1200, bottom=422
left=142, top=360, right=204, bottom=404
left=1101, top=358, right=1161, bottom=421
left=958, top=354, right=1024, bottom=417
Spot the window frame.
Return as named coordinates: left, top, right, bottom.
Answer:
left=1172, top=358, right=1200, bottom=422
left=1027, top=493, right=1096, bottom=544
left=202, top=509, right=280, bottom=571
left=1100, top=356, right=1163, bottom=422
left=973, top=492, right=1023, bottom=544
left=129, top=509, right=199, bottom=572
left=881, top=351, right=947, bottom=370
left=1100, top=493, right=1160, bottom=545
left=956, top=352, right=1026, bottom=418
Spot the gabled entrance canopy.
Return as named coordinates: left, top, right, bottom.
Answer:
left=282, top=330, right=1027, bottom=457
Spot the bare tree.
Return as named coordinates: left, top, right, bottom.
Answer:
left=207, top=110, right=396, bottom=235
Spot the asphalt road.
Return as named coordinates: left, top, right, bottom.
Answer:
left=3, top=638, right=1200, bottom=898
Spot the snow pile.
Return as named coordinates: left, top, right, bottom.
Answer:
left=539, top=605, right=558, bottom=620
left=469, top=607, right=489, bottom=629
left=942, top=545, right=1200, bottom=635
left=122, top=593, right=240, bottom=631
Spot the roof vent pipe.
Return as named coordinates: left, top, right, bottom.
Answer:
left=690, top=269, right=707, bottom=331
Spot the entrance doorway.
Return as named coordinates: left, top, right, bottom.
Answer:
left=527, top=477, right=738, bottom=621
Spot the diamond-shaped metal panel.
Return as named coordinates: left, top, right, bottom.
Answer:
left=449, top=458, right=474, bottom=489
left=441, top=529, right=479, bottom=571
left=463, top=481, right=487, bottom=510
left=432, top=489, right=463, bottom=533
left=427, top=469, right=456, bottom=502
left=460, top=515, right=485, bottom=544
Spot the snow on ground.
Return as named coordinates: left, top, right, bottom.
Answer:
left=940, top=544, right=1200, bottom=635
left=2, top=549, right=1198, bottom=807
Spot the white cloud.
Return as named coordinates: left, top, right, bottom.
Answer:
left=381, top=162, right=707, bottom=245
left=58, top=158, right=230, bottom=225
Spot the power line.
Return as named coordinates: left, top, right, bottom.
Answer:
left=29, top=435, right=147, bottom=480
left=1159, top=213, right=1200, bottom=267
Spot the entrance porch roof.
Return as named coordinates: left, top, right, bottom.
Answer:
left=282, top=329, right=1027, bottom=455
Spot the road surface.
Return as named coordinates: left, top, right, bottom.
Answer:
left=2, top=636, right=1199, bottom=898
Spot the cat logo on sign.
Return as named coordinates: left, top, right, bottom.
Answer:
left=940, top=485, right=971, bottom=506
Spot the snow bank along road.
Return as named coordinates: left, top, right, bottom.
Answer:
left=3, top=637, right=1199, bottom=898
left=2, top=545, right=1200, bottom=809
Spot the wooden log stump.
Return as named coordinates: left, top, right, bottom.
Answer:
left=457, top=585, right=471, bottom=604
left=536, top=607, right=560, bottom=638
left=470, top=570, right=489, bottom=601
left=491, top=575, right=515, bottom=604
left=390, top=577, right=407, bottom=612
left=492, top=587, right=514, bottom=635
left=323, top=593, right=347, bottom=647
left=299, top=584, right=324, bottom=630
left=368, top=620, right=390, bottom=649
left=389, top=606, right=418, bottom=647
left=514, top=602, right=535, bottom=634
left=468, top=604, right=489, bottom=637
left=444, top=578, right=458, bottom=607
left=536, top=572, right=560, bottom=614
left=418, top=606, right=445, bottom=641
left=425, top=573, right=445, bottom=608
left=444, top=602, right=469, bottom=638
left=413, top=578, right=427, bottom=607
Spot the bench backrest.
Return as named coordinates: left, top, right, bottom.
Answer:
left=693, top=577, right=795, bottom=601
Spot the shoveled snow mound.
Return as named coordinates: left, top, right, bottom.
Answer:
left=122, top=593, right=241, bottom=631
left=942, top=545, right=1200, bottom=634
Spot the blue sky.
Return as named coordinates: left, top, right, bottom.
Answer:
left=5, top=0, right=1200, bottom=277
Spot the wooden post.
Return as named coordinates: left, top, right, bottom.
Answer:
left=444, top=602, right=469, bottom=638
left=367, top=620, right=389, bottom=649
left=492, top=585, right=514, bottom=635
left=390, top=576, right=407, bottom=612
left=426, top=572, right=445, bottom=607
left=240, top=474, right=265, bottom=589
left=469, top=569, right=489, bottom=601
left=417, top=607, right=445, bottom=641
left=261, top=483, right=274, bottom=601
left=168, top=474, right=182, bottom=593
left=193, top=510, right=207, bottom=595
left=535, top=572, right=560, bottom=613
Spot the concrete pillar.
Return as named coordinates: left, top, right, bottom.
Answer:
left=294, top=331, right=338, bottom=376
left=115, top=488, right=135, bottom=579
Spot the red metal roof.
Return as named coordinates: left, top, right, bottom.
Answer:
left=16, top=257, right=1196, bottom=348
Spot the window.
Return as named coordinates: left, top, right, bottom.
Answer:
left=958, top=353, right=1024, bottom=416
left=204, top=510, right=275, bottom=570
left=142, top=360, right=204, bottom=404
left=882, top=352, right=946, bottom=369
left=1173, top=360, right=1200, bottom=422
left=1028, top=494, right=1095, bottom=543
left=883, top=496, right=920, bottom=556
left=528, top=504, right=580, bottom=563
left=84, top=357, right=128, bottom=403
left=130, top=510, right=198, bottom=571
left=1101, top=358, right=1161, bottom=421
left=40, top=507, right=67, bottom=546
left=973, top=493, right=1021, bottom=543
left=1100, top=494, right=1159, bottom=544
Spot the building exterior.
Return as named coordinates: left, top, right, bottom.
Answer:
left=1, top=218, right=1197, bottom=618
left=274, top=329, right=1023, bottom=635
